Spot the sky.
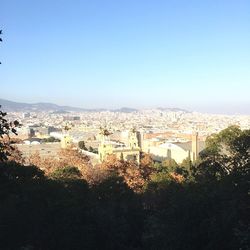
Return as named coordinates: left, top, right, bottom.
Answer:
left=1, top=0, right=250, bottom=114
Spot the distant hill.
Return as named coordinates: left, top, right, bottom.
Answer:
left=0, top=99, right=87, bottom=112
left=156, top=107, right=189, bottom=113
left=51, top=110, right=70, bottom=114
left=0, top=99, right=137, bottom=113
left=0, top=98, right=188, bottom=113
left=113, top=107, right=138, bottom=113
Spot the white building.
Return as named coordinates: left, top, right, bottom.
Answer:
left=143, top=133, right=205, bottom=164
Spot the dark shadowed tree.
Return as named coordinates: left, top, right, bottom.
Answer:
left=0, top=106, right=20, bottom=161
left=78, top=140, right=87, bottom=150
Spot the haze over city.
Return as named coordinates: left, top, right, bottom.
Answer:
left=1, top=0, right=250, bottom=114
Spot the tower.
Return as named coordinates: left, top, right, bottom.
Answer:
left=128, top=128, right=139, bottom=149
left=191, top=132, right=198, bottom=162
left=61, top=124, right=73, bottom=149
left=98, top=128, right=113, bottom=162
left=61, top=135, right=73, bottom=149
left=136, top=130, right=144, bottom=149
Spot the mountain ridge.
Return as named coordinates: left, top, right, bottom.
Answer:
left=0, top=98, right=188, bottom=113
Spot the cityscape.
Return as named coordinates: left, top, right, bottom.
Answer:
left=5, top=100, right=250, bottom=166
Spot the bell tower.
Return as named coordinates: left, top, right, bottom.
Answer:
left=61, top=124, right=73, bottom=149
left=98, top=128, right=113, bottom=162
left=128, top=128, right=139, bottom=149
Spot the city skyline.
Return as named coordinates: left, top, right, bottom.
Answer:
left=1, top=0, right=250, bottom=114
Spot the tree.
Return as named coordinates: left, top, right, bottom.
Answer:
left=197, top=126, right=250, bottom=179
left=200, top=125, right=243, bottom=160
left=0, top=106, right=20, bottom=161
left=139, top=153, right=155, bottom=181
left=78, top=140, right=87, bottom=150
left=50, top=166, right=82, bottom=180
left=152, top=158, right=182, bottom=175
left=91, top=173, right=144, bottom=249
left=42, top=136, right=60, bottom=143
left=101, top=155, right=146, bottom=192
left=179, top=156, right=193, bottom=179
left=29, top=147, right=93, bottom=179
left=180, top=156, right=192, bottom=169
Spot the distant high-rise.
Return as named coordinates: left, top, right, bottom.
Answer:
left=63, top=116, right=80, bottom=121
left=22, top=112, right=30, bottom=119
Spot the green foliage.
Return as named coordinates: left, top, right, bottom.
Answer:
left=201, top=125, right=245, bottom=159
left=78, top=141, right=98, bottom=153
left=152, top=158, right=178, bottom=173
left=162, top=158, right=179, bottom=169
left=197, top=126, right=250, bottom=180
left=42, top=136, right=60, bottom=143
left=153, top=158, right=191, bottom=179
left=50, top=166, right=82, bottom=180
left=78, top=140, right=87, bottom=150
left=145, top=171, right=173, bottom=192
left=88, top=146, right=98, bottom=153
left=180, top=156, right=192, bottom=169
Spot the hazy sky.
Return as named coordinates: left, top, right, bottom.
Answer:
left=1, top=0, right=250, bottom=114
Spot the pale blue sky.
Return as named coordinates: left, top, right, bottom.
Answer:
left=1, top=0, right=250, bottom=114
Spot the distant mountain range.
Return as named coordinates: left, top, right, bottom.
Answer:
left=0, top=99, right=86, bottom=112
left=0, top=98, right=188, bottom=113
left=156, top=107, right=189, bottom=113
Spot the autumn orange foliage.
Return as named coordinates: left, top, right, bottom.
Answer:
left=99, top=153, right=155, bottom=192
left=28, top=148, right=157, bottom=190
left=28, top=147, right=109, bottom=184
left=169, top=172, right=185, bottom=183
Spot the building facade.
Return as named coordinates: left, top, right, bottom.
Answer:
left=98, top=128, right=141, bottom=164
